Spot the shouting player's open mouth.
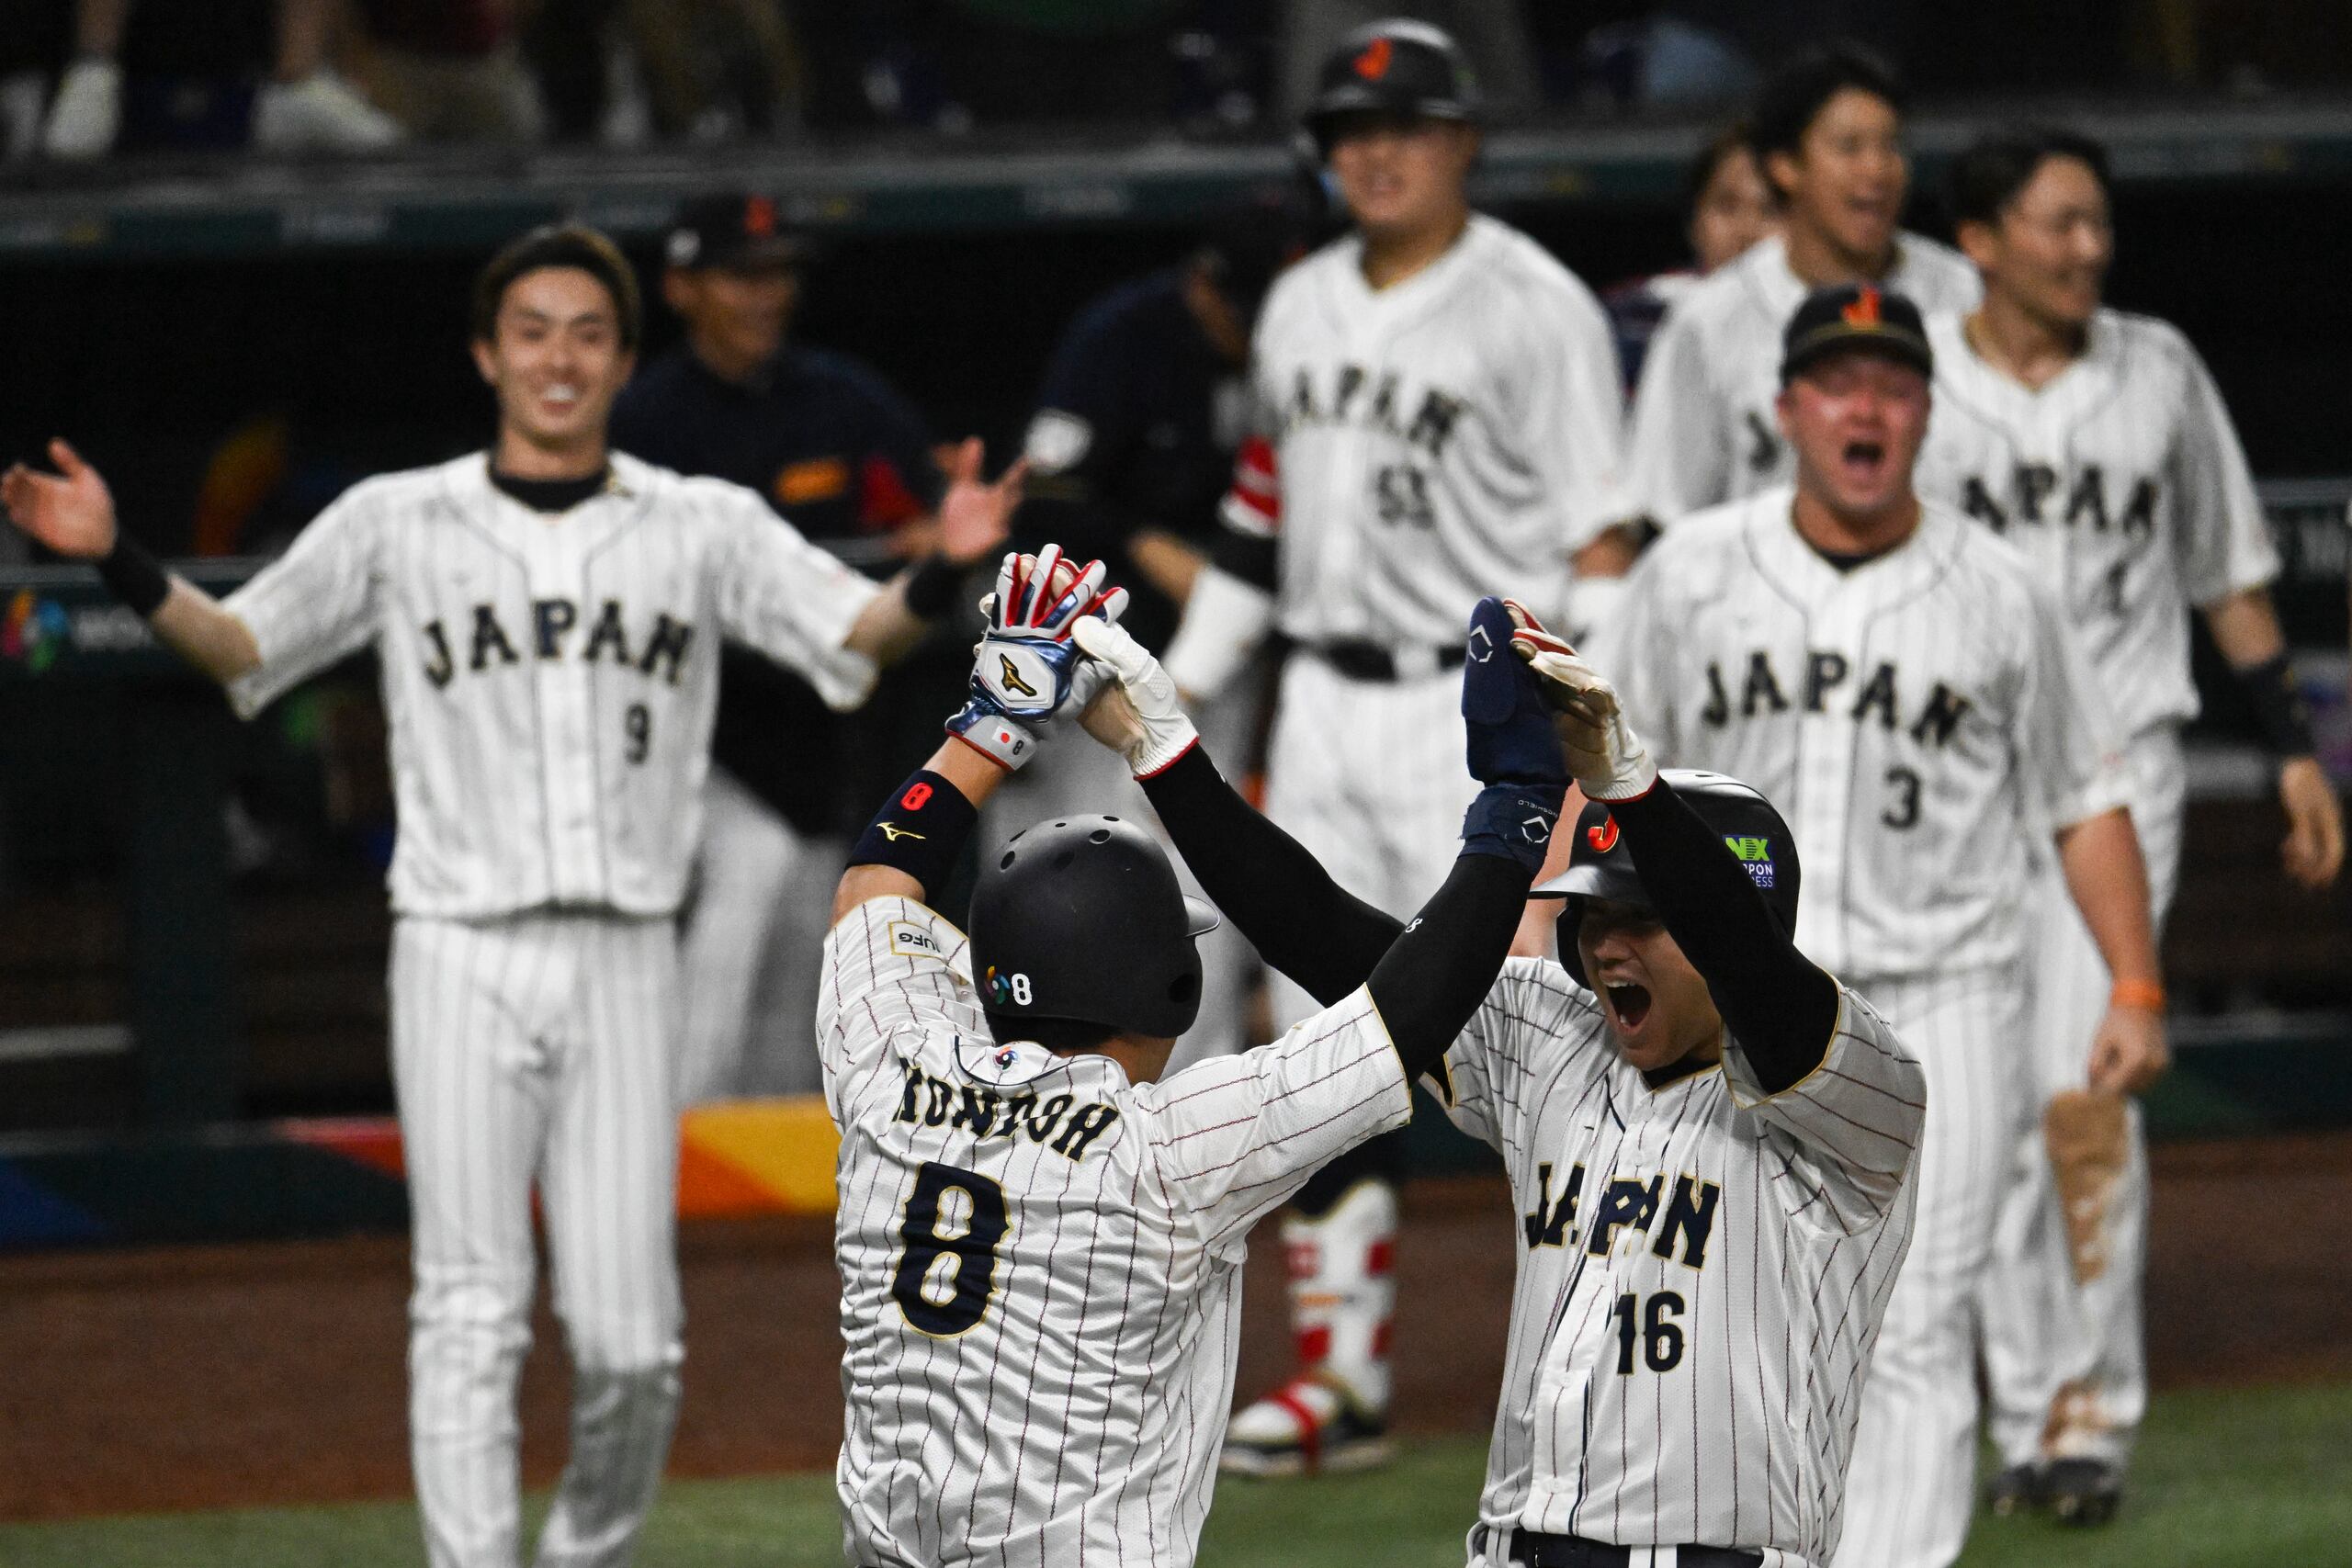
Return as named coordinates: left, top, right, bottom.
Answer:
left=1601, top=980, right=1653, bottom=1034
left=1838, top=438, right=1887, bottom=487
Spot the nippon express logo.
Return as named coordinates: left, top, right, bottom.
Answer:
left=2, top=591, right=69, bottom=672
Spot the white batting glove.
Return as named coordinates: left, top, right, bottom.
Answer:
left=1506, top=598, right=1657, bottom=802
left=1069, top=615, right=1200, bottom=778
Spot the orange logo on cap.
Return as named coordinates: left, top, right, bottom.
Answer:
left=1842, top=287, right=1883, bottom=327
left=744, top=196, right=778, bottom=237
left=1587, top=816, right=1620, bottom=853
left=1354, top=37, right=1394, bottom=80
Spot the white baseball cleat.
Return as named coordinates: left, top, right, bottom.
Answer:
left=1218, top=1374, right=1393, bottom=1478
left=41, top=58, right=122, bottom=161
left=251, top=71, right=404, bottom=152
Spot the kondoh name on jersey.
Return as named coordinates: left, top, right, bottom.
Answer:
left=888, top=1055, right=1123, bottom=1163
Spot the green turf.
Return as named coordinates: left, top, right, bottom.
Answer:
left=3, top=1382, right=2345, bottom=1566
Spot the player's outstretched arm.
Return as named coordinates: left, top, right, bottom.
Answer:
left=2053, top=808, right=2169, bottom=1096
left=1512, top=612, right=1839, bottom=1091
left=2, top=439, right=261, bottom=685
left=1362, top=598, right=1569, bottom=1082
left=1072, top=614, right=1404, bottom=1005
left=840, top=437, right=1028, bottom=666
left=832, top=547, right=1120, bottom=922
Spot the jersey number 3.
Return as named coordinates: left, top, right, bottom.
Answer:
left=890, top=1161, right=1010, bottom=1337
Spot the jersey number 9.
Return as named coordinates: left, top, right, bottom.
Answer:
left=891, top=1161, right=1010, bottom=1337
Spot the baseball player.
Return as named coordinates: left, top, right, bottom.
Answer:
left=1159, top=16, right=1628, bottom=1472
left=1078, top=602, right=1928, bottom=1568
left=819, top=556, right=1571, bottom=1566
left=1917, top=127, right=2346, bottom=1522
left=0, top=223, right=1020, bottom=1568
left=612, top=192, right=956, bottom=1104
left=1618, top=42, right=1980, bottom=532
left=1601, top=121, right=1777, bottom=393
left=1593, top=285, right=2166, bottom=1568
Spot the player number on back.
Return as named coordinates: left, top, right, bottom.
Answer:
left=1611, top=1290, right=1686, bottom=1374
left=890, top=1161, right=1010, bottom=1337
left=1373, top=464, right=1436, bottom=528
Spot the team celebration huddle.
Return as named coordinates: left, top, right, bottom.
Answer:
left=6, top=15, right=2344, bottom=1568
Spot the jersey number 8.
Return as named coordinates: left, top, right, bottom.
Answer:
left=891, top=1161, right=1010, bottom=1337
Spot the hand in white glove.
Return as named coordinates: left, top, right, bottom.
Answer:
left=1504, top=598, right=1658, bottom=802
left=1069, top=615, right=1200, bottom=777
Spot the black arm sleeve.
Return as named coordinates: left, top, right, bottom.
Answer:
left=1364, top=854, right=1533, bottom=1083
left=1139, top=744, right=1402, bottom=1003
left=1606, top=779, right=1840, bottom=1093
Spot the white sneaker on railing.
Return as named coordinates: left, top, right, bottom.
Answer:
left=251, top=71, right=404, bottom=152
left=40, top=58, right=123, bottom=161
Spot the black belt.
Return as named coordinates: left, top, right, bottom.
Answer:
left=1309, top=639, right=1468, bottom=682
left=1489, top=1527, right=1766, bottom=1568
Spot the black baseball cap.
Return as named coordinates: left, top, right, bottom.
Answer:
left=665, top=193, right=808, bottom=272
left=1304, top=18, right=1481, bottom=152
left=1780, top=284, right=1933, bottom=385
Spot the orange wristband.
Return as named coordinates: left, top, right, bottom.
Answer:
left=2111, top=977, right=2166, bottom=1012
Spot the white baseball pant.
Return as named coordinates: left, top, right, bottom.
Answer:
left=1981, top=728, right=2185, bottom=1471
left=1833, top=965, right=2030, bottom=1568
left=391, top=910, right=684, bottom=1568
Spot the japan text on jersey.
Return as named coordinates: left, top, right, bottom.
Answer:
left=1439, top=961, right=1925, bottom=1562
left=1916, top=308, right=2279, bottom=739
left=222, top=453, right=881, bottom=918
left=1594, top=491, right=2131, bottom=981
left=816, top=897, right=1411, bottom=1568
left=1249, top=214, right=1627, bottom=644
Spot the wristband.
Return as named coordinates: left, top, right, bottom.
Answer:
left=849, top=770, right=978, bottom=895
left=96, top=534, right=171, bottom=618
left=903, top=555, right=965, bottom=621
left=2110, top=977, right=2165, bottom=1013
left=2240, top=653, right=2317, bottom=758
left=1459, top=783, right=1567, bottom=876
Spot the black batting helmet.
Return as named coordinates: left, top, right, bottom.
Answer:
left=1535, top=771, right=1801, bottom=990
left=969, top=815, right=1221, bottom=1043
left=1303, top=17, right=1481, bottom=156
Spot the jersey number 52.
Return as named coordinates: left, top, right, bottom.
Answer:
left=890, top=1161, right=1010, bottom=1337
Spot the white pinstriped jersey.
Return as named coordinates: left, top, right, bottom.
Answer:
left=223, top=452, right=880, bottom=919
left=1596, top=491, right=2131, bottom=980
left=1624, top=233, right=1979, bottom=523
left=817, top=897, right=1411, bottom=1567
left=1916, top=308, right=2280, bottom=739
left=1437, top=961, right=1923, bottom=1562
left=1244, top=213, right=1626, bottom=643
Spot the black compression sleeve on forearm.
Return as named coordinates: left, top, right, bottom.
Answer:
left=1365, top=852, right=1533, bottom=1083
left=847, top=770, right=978, bottom=901
left=1606, top=780, right=1840, bottom=1093
left=1139, top=744, right=1402, bottom=1004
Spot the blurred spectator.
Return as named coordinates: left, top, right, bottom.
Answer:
left=355, top=0, right=544, bottom=141
left=525, top=0, right=799, bottom=146
left=1279, top=1, right=1536, bottom=123
left=1600, top=122, right=1775, bottom=390
left=611, top=195, right=944, bottom=1100
left=40, top=0, right=403, bottom=159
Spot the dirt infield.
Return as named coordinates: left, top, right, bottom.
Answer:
left=4, top=1132, right=2348, bottom=1524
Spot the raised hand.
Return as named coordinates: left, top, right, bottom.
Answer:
left=947, top=546, right=1128, bottom=771
left=933, top=436, right=1027, bottom=568
left=1070, top=615, right=1198, bottom=777
left=1, top=439, right=119, bottom=558
left=1505, top=599, right=1657, bottom=802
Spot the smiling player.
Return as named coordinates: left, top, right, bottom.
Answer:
left=1, top=222, right=1018, bottom=1568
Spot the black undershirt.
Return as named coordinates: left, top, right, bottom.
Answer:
left=1141, top=750, right=1840, bottom=1093
left=490, top=466, right=610, bottom=513
left=1811, top=541, right=1896, bottom=574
